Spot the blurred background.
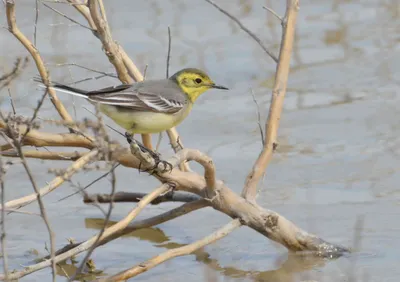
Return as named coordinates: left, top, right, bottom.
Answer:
left=0, top=0, right=399, bottom=281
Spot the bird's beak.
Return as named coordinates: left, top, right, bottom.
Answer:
left=211, top=84, right=229, bottom=90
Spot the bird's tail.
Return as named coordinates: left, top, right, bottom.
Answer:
left=33, top=76, right=89, bottom=98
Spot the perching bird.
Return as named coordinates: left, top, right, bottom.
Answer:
left=35, top=68, right=228, bottom=135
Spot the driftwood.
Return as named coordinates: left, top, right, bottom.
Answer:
left=0, top=0, right=349, bottom=281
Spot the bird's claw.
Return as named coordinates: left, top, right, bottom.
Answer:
left=125, top=132, right=173, bottom=173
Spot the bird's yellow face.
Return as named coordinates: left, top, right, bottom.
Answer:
left=171, top=68, right=228, bottom=102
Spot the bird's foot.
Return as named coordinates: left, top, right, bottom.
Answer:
left=125, top=132, right=173, bottom=173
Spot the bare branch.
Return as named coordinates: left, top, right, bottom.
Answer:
left=0, top=150, right=85, bottom=161
left=204, top=0, right=278, bottom=63
left=0, top=150, right=98, bottom=209
left=101, top=219, right=241, bottom=281
left=5, top=0, right=74, bottom=124
left=2, top=116, right=57, bottom=281
left=0, top=184, right=171, bottom=280
left=0, top=157, right=9, bottom=280
left=263, top=6, right=284, bottom=22
left=83, top=191, right=202, bottom=204
left=242, top=0, right=300, bottom=202
left=166, top=26, right=171, bottom=79
left=40, top=0, right=94, bottom=31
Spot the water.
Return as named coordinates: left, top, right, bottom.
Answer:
left=0, top=0, right=399, bottom=281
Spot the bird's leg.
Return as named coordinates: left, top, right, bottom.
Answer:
left=125, top=132, right=173, bottom=173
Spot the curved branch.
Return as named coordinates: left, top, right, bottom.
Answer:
left=5, top=0, right=73, bottom=124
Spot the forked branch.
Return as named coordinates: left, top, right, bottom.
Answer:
left=242, top=0, right=300, bottom=202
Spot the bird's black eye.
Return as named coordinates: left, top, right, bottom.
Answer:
left=195, top=78, right=202, bottom=84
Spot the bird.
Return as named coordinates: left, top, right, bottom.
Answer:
left=34, top=68, right=228, bottom=135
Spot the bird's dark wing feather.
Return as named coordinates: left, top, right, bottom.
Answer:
left=87, top=83, right=186, bottom=114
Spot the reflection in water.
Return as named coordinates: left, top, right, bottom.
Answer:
left=86, top=217, right=335, bottom=282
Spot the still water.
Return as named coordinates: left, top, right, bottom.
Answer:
left=0, top=0, right=399, bottom=281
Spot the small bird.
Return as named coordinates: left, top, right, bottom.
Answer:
left=35, top=68, right=228, bottom=135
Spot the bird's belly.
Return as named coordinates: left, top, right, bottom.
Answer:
left=99, top=104, right=191, bottom=134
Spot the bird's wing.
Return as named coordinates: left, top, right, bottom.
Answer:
left=86, top=82, right=186, bottom=114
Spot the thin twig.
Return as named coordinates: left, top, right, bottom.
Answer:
left=0, top=157, right=8, bottom=280
left=1, top=116, right=57, bottom=282
left=71, top=164, right=117, bottom=280
left=55, top=62, right=117, bottom=78
left=7, top=89, right=16, bottom=115
left=101, top=219, right=241, bottom=281
left=0, top=184, right=172, bottom=280
left=58, top=163, right=120, bottom=202
left=166, top=26, right=171, bottom=78
left=204, top=0, right=278, bottom=63
left=1, top=150, right=98, bottom=209
left=263, top=6, right=284, bottom=22
left=250, top=89, right=264, bottom=146
left=40, top=0, right=94, bottom=31
left=34, top=0, right=39, bottom=45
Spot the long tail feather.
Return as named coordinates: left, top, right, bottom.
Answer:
left=33, top=76, right=89, bottom=98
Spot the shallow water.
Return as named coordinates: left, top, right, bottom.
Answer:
left=0, top=0, right=399, bottom=281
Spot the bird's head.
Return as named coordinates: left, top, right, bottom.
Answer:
left=170, top=68, right=228, bottom=102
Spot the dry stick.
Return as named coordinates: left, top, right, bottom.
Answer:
left=0, top=158, right=8, bottom=281
left=204, top=0, right=278, bottom=63
left=3, top=120, right=57, bottom=282
left=40, top=1, right=94, bottom=31
left=83, top=191, right=202, bottom=204
left=0, top=184, right=171, bottom=281
left=5, top=0, right=74, bottom=124
left=59, top=163, right=120, bottom=202
left=0, top=121, right=93, bottom=148
left=0, top=150, right=85, bottom=161
left=101, top=219, right=241, bottom=281
left=0, top=150, right=98, bottom=209
left=70, top=165, right=117, bottom=281
left=242, top=0, right=299, bottom=202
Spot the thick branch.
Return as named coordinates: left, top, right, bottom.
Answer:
left=5, top=0, right=73, bottom=124
left=101, top=219, right=241, bottom=281
left=0, top=121, right=93, bottom=149
left=242, top=0, right=300, bottom=202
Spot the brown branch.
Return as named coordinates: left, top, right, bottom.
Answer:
left=5, top=0, right=74, bottom=124
left=242, top=0, right=299, bottom=202
left=0, top=150, right=85, bottom=161
left=0, top=120, right=93, bottom=149
left=101, top=219, right=241, bottom=281
left=83, top=191, right=202, bottom=204
left=0, top=150, right=98, bottom=209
